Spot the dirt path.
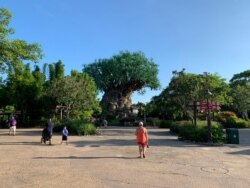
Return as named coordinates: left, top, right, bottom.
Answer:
left=0, top=127, right=250, bottom=188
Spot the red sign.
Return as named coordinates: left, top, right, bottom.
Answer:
left=196, top=101, right=220, bottom=111
left=14, top=110, right=21, bottom=115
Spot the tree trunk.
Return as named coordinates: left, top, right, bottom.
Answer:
left=101, top=89, right=132, bottom=112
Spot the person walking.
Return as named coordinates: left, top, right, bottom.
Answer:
left=9, top=116, right=17, bottom=136
left=61, top=126, right=69, bottom=145
left=47, top=118, right=54, bottom=145
left=135, top=121, right=149, bottom=158
left=103, top=119, right=108, bottom=128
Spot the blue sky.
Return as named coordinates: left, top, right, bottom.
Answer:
left=1, top=0, right=250, bottom=103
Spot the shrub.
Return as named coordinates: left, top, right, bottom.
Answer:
left=178, top=124, right=195, bottom=141
left=153, top=119, right=173, bottom=128
left=170, top=121, right=190, bottom=134
left=109, top=119, right=121, bottom=126
left=219, top=116, right=250, bottom=128
left=54, top=120, right=96, bottom=135
left=219, top=111, right=237, bottom=118
left=194, top=126, right=208, bottom=142
left=170, top=121, right=225, bottom=143
left=234, top=118, right=250, bottom=128
left=212, top=124, right=225, bottom=143
left=78, top=123, right=96, bottom=135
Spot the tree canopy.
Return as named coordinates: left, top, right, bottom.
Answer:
left=83, top=51, right=160, bottom=111
left=230, top=70, right=250, bottom=120
left=0, top=8, right=43, bottom=74
left=147, top=70, right=231, bottom=120
left=230, top=69, right=250, bottom=87
left=83, top=51, right=160, bottom=93
left=44, top=72, right=100, bottom=119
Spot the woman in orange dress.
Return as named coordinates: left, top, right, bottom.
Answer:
left=135, top=122, right=149, bottom=158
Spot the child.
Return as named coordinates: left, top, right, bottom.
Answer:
left=9, top=117, right=17, bottom=136
left=61, top=126, right=69, bottom=145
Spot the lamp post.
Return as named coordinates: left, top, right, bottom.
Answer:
left=205, top=89, right=213, bottom=143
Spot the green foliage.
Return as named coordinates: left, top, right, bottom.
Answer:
left=219, top=116, right=250, bottom=128
left=44, top=73, right=100, bottom=119
left=109, top=119, right=120, bottom=126
left=229, top=70, right=250, bottom=120
left=169, top=121, right=191, bottom=134
left=218, top=111, right=237, bottom=118
left=4, top=105, right=15, bottom=112
left=0, top=8, right=43, bottom=73
left=153, top=119, right=173, bottom=128
left=80, top=123, right=96, bottom=135
left=83, top=51, right=160, bottom=111
left=44, top=60, right=65, bottom=82
left=148, top=70, right=231, bottom=120
left=230, top=69, right=250, bottom=87
left=170, top=121, right=225, bottom=143
left=0, top=8, right=43, bottom=122
left=73, top=110, right=94, bottom=121
left=54, top=120, right=96, bottom=135
left=211, top=124, right=225, bottom=143
left=83, top=51, right=160, bottom=93
left=216, top=111, right=250, bottom=128
left=230, top=85, right=250, bottom=119
left=2, top=64, right=45, bottom=120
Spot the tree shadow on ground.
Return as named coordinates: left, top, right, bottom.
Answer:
left=0, top=129, right=42, bottom=136
left=33, top=156, right=137, bottom=160
left=68, top=137, right=208, bottom=148
left=1, top=127, right=248, bottom=149
left=0, top=141, right=48, bottom=146
left=226, top=149, right=250, bottom=155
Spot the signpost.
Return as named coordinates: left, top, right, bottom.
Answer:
left=189, top=99, right=220, bottom=143
left=196, top=101, right=220, bottom=111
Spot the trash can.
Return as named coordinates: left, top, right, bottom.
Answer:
left=226, top=128, right=239, bottom=144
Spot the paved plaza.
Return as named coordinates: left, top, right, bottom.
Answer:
left=0, top=127, right=250, bottom=188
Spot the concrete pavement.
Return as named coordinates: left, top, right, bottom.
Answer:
left=0, top=127, right=250, bottom=188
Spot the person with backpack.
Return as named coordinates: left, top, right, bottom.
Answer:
left=9, top=116, right=17, bottom=136
left=135, top=122, right=149, bottom=158
left=47, top=118, right=54, bottom=145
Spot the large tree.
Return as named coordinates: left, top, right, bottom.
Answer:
left=44, top=72, right=100, bottom=119
left=230, top=70, right=250, bottom=87
left=42, top=60, right=65, bottom=81
left=230, top=70, right=250, bottom=120
left=231, top=85, right=250, bottom=120
left=0, top=8, right=42, bottom=74
left=83, top=51, right=160, bottom=112
left=3, top=64, right=45, bottom=121
left=149, top=70, right=231, bottom=120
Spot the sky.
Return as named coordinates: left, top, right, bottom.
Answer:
left=1, top=0, right=250, bottom=103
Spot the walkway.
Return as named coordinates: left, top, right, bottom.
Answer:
left=0, top=127, right=250, bottom=188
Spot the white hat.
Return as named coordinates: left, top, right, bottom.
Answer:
left=139, top=122, right=143, bottom=126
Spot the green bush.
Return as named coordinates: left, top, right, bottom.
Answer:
left=194, top=126, right=208, bottom=142
left=234, top=118, right=250, bottom=128
left=153, top=119, right=173, bottom=128
left=219, top=116, right=250, bottom=128
left=109, top=119, right=121, bottom=126
left=178, top=124, right=195, bottom=141
left=54, top=120, right=96, bottom=135
left=212, top=124, right=225, bottom=143
left=78, top=123, right=96, bottom=135
left=169, top=121, right=190, bottom=134
left=218, top=111, right=237, bottom=118
left=170, top=121, right=225, bottom=143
